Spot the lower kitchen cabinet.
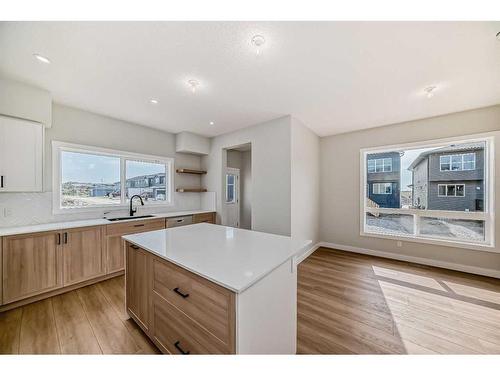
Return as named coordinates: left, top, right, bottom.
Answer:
left=62, top=226, right=105, bottom=286
left=2, top=231, right=62, bottom=304
left=105, top=218, right=166, bottom=273
left=126, top=243, right=151, bottom=332
left=0, top=212, right=214, bottom=309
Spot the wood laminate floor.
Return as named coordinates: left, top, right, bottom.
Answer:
left=1, top=247, right=499, bottom=354
left=0, top=276, right=159, bottom=354
left=297, top=248, right=500, bottom=354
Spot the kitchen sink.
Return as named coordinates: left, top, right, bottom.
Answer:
left=106, top=214, right=156, bottom=222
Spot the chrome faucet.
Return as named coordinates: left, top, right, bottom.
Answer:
left=129, top=195, right=144, bottom=216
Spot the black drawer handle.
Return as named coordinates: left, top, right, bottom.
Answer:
left=57, top=233, right=61, bottom=245
left=173, top=287, right=189, bottom=298
left=130, top=244, right=140, bottom=249
left=63, top=232, right=68, bottom=244
left=174, top=341, right=190, bottom=355
left=0, top=175, right=4, bottom=188
left=133, top=224, right=145, bottom=227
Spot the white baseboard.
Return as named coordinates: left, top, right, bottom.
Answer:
left=317, top=241, right=500, bottom=279
left=294, top=241, right=321, bottom=264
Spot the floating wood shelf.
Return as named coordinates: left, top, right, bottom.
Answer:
left=176, top=168, right=207, bottom=175
left=176, top=188, right=208, bottom=193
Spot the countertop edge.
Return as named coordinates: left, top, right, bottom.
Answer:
left=0, top=210, right=215, bottom=237
left=122, top=233, right=296, bottom=294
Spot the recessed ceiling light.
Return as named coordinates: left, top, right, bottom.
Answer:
left=209, top=121, right=215, bottom=125
left=33, top=53, right=51, bottom=64
left=251, top=35, right=266, bottom=56
left=187, top=79, right=200, bottom=93
left=150, top=99, right=159, bottom=104
left=424, top=86, right=437, bottom=98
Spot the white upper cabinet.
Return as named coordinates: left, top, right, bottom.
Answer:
left=0, top=115, right=43, bottom=192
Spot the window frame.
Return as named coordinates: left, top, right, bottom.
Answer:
left=440, top=153, right=476, bottom=172
left=437, top=184, right=466, bottom=197
left=360, top=133, right=495, bottom=252
left=52, top=141, right=174, bottom=214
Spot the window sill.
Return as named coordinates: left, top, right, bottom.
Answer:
left=360, top=230, right=496, bottom=253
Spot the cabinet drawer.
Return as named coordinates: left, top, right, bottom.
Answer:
left=106, top=218, right=165, bottom=236
left=192, top=212, right=215, bottom=224
left=152, top=292, right=230, bottom=354
left=152, top=257, right=235, bottom=348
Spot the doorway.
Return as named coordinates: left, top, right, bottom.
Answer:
left=223, top=143, right=252, bottom=229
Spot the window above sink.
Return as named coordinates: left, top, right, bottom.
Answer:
left=52, top=141, right=174, bottom=214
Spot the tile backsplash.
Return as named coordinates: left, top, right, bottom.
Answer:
left=0, top=191, right=212, bottom=227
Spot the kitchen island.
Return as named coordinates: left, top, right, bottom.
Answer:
left=123, top=223, right=297, bottom=354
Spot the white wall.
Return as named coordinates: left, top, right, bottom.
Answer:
left=240, top=150, right=252, bottom=230
left=291, top=117, right=320, bottom=254
left=0, top=77, right=52, bottom=126
left=0, top=103, right=204, bottom=227
left=320, top=105, right=500, bottom=273
left=202, top=116, right=291, bottom=236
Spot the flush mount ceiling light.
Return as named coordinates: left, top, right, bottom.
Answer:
left=33, top=53, right=51, bottom=64
left=187, top=79, right=200, bottom=93
left=251, top=35, right=266, bottom=56
left=424, top=86, right=437, bottom=98
left=149, top=99, right=159, bottom=104
left=209, top=121, right=215, bottom=125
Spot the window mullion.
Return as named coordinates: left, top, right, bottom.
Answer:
left=120, top=157, right=126, bottom=205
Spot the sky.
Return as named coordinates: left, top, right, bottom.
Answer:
left=399, top=147, right=437, bottom=191
left=61, top=151, right=164, bottom=184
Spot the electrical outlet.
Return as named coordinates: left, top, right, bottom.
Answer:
left=396, top=241, right=403, bottom=247
left=4, top=207, right=13, bottom=217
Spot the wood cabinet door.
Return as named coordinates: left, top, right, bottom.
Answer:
left=2, top=231, right=62, bottom=304
left=106, top=235, right=124, bottom=274
left=105, top=218, right=165, bottom=274
left=126, top=243, right=150, bottom=332
left=62, top=226, right=105, bottom=286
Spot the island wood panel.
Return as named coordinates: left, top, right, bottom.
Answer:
left=126, top=244, right=151, bottom=333
left=152, top=256, right=235, bottom=347
left=2, top=231, right=62, bottom=304
left=192, top=212, right=215, bottom=224
left=62, top=226, right=105, bottom=286
left=125, top=241, right=236, bottom=354
left=106, top=218, right=166, bottom=273
left=152, top=292, right=229, bottom=354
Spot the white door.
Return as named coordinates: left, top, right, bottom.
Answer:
left=224, top=168, right=240, bottom=228
left=0, top=116, right=43, bottom=192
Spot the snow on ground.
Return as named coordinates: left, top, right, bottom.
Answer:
left=366, top=214, right=484, bottom=242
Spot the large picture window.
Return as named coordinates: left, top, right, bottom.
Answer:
left=53, top=142, right=173, bottom=212
left=360, top=135, right=494, bottom=248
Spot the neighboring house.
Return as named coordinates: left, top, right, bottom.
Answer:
left=89, top=184, right=115, bottom=197
left=126, top=172, right=166, bottom=200
left=366, top=152, right=401, bottom=208
left=408, top=143, right=484, bottom=211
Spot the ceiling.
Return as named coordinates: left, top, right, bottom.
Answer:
left=1, top=21, right=499, bottom=137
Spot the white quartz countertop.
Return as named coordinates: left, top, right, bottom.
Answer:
left=0, top=210, right=215, bottom=236
left=123, top=223, right=294, bottom=293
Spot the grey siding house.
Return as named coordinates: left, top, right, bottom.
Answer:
left=408, top=143, right=484, bottom=211
left=366, top=151, right=401, bottom=208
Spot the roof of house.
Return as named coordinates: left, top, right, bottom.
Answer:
left=407, top=142, right=484, bottom=171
